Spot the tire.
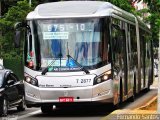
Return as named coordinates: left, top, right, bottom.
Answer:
left=0, top=98, right=8, bottom=116
left=119, top=79, right=123, bottom=103
left=17, top=96, right=26, bottom=111
left=145, top=82, right=150, bottom=92
left=128, top=94, right=135, bottom=102
left=112, top=103, right=119, bottom=110
left=41, top=105, right=53, bottom=114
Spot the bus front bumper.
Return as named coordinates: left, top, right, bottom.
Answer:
left=24, top=80, right=113, bottom=107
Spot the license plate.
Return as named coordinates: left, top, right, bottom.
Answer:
left=59, top=97, right=74, bottom=102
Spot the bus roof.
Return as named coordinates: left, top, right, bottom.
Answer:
left=26, top=1, right=150, bottom=31
left=27, top=1, right=134, bottom=19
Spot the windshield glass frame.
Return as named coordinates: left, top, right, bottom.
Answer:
left=24, top=17, right=110, bottom=72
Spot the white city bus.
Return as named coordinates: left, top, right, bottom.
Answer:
left=14, top=1, right=154, bottom=113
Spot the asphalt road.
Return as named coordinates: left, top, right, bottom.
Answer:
left=3, top=105, right=112, bottom=120
left=0, top=88, right=157, bottom=120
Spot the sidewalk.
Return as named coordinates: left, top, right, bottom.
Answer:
left=102, top=110, right=157, bottom=120
left=101, top=77, right=158, bottom=120
left=151, top=77, right=158, bottom=89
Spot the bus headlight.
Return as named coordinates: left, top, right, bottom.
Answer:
left=94, top=70, right=112, bottom=85
left=25, top=76, right=38, bottom=86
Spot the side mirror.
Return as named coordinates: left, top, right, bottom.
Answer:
left=14, top=30, right=21, bottom=48
left=14, top=22, right=23, bottom=29
left=14, top=22, right=23, bottom=48
left=7, top=80, right=15, bottom=86
left=14, top=22, right=31, bottom=48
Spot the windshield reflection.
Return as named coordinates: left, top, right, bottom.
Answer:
left=40, top=19, right=102, bottom=67
left=25, top=18, right=109, bottom=71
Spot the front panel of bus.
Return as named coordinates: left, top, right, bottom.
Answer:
left=23, top=17, right=113, bottom=106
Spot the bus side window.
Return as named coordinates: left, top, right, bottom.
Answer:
left=111, top=24, right=125, bottom=73
left=113, top=37, right=121, bottom=53
left=112, top=25, right=123, bottom=54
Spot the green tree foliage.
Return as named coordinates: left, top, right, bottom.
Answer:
left=103, top=0, right=135, bottom=13
left=1, top=1, right=17, bottom=15
left=143, top=0, right=160, bottom=47
left=0, top=0, right=33, bottom=58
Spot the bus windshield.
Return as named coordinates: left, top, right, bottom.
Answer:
left=25, top=18, right=109, bottom=71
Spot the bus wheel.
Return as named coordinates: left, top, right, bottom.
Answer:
left=119, top=78, right=123, bottom=103
left=144, top=83, right=150, bottom=92
left=41, top=105, right=53, bottom=114
left=113, top=103, right=119, bottom=110
left=128, top=94, right=135, bottom=102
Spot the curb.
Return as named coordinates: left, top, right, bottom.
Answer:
left=101, top=96, right=157, bottom=120
left=135, top=96, right=157, bottom=110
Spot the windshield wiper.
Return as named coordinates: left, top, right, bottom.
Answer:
left=66, top=42, right=90, bottom=74
left=41, top=59, right=56, bottom=75
left=67, top=55, right=90, bottom=74
left=42, top=41, right=62, bottom=75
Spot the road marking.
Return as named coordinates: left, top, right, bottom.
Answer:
left=18, top=110, right=41, bottom=119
